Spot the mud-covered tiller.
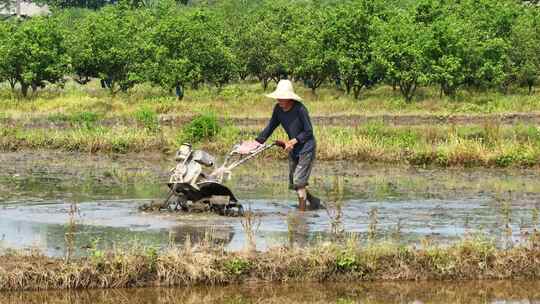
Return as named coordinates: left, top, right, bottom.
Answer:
left=152, top=141, right=283, bottom=216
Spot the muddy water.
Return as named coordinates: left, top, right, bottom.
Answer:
left=2, top=152, right=540, bottom=256
left=2, top=281, right=540, bottom=303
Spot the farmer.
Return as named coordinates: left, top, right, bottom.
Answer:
left=244, top=79, right=320, bottom=211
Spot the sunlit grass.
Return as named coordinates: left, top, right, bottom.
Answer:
left=1, top=80, right=539, bottom=119
left=1, top=120, right=540, bottom=167
left=1, top=235, right=540, bottom=291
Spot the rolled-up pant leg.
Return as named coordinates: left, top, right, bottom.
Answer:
left=288, top=150, right=315, bottom=190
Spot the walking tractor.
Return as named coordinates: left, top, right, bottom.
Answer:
left=149, top=141, right=283, bottom=216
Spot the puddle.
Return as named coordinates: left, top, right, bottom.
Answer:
left=2, top=152, right=540, bottom=257
left=2, top=280, right=540, bottom=303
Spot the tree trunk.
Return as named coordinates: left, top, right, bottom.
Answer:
left=175, top=84, right=184, bottom=101
left=8, top=78, right=16, bottom=92
left=529, top=81, right=534, bottom=95
left=345, top=79, right=352, bottom=95
left=21, top=82, right=29, bottom=97
left=400, top=80, right=417, bottom=103
left=310, top=78, right=324, bottom=95
left=109, top=80, right=118, bottom=96
left=353, top=84, right=364, bottom=99
left=239, top=71, right=248, bottom=81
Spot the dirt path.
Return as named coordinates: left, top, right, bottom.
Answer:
left=4, top=112, right=540, bottom=129
left=222, top=112, right=540, bottom=127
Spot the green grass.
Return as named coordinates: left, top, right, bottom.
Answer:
left=1, top=80, right=539, bottom=120
left=2, top=120, right=540, bottom=168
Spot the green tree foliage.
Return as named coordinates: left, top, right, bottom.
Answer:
left=507, top=8, right=540, bottom=94
left=429, top=8, right=468, bottom=96
left=231, top=0, right=299, bottom=90
left=288, top=6, right=338, bottom=94
left=146, top=6, right=234, bottom=95
left=324, top=0, right=381, bottom=98
left=69, top=4, right=152, bottom=94
left=371, top=5, right=435, bottom=102
left=1, top=0, right=539, bottom=101
left=454, top=0, right=519, bottom=92
left=0, top=21, right=17, bottom=91
left=0, top=17, right=69, bottom=96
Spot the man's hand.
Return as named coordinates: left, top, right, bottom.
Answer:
left=274, top=140, right=287, bottom=149
left=284, top=138, right=298, bottom=152
left=236, top=140, right=262, bottom=154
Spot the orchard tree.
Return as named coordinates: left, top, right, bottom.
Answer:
left=325, top=1, right=380, bottom=99
left=234, top=14, right=279, bottom=90
left=507, top=8, right=540, bottom=94
left=454, top=0, right=519, bottom=91
left=73, top=4, right=152, bottom=94
left=59, top=10, right=100, bottom=85
left=192, top=10, right=235, bottom=89
left=0, top=21, right=18, bottom=91
left=287, top=6, right=337, bottom=94
left=232, top=0, right=298, bottom=90
left=3, top=17, right=69, bottom=97
left=371, top=7, right=435, bottom=102
left=429, top=11, right=468, bottom=97
left=146, top=9, right=200, bottom=96
left=146, top=8, right=234, bottom=97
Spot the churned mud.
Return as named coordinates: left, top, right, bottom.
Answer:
left=5, top=112, right=540, bottom=130
left=1, top=151, right=540, bottom=257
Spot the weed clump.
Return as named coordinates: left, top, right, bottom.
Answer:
left=134, top=106, right=160, bottom=133
left=180, top=112, right=220, bottom=143
left=223, top=257, right=251, bottom=276
left=47, top=111, right=101, bottom=129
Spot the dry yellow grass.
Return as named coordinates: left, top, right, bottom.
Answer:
left=2, top=237, right=540, bottom=291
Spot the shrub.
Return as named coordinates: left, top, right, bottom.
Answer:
left=181, top=112, right=220, bottom=143
left=47, top=111, right=101, bottom=129
left=134, top=106, right=160, bottom=133
left=336, top=250, right=358, bottom=272
left=224, top=257, right=251, bottom=276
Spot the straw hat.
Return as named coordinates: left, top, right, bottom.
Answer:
left=265, top=79, right=303, bottom=101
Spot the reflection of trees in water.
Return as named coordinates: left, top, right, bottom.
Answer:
left=171, top=225, right=234, bottom=247
left=0, top=173, right=163, bottom=202
left=287, top=212, right=310, bottom=248
left=43, top=223, right=235, bottom=256
left=44, top=224, right=179, bottom=256
left=3, top=281, right=540, bottom=304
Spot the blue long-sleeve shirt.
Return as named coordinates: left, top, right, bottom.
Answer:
left=255, top=101, right=316, bottom=157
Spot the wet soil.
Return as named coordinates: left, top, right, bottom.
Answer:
left=5, top=112, right=540, bottom=129
left=2, top=151, right=540, bottom=257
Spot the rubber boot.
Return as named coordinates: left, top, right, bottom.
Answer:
left=306, top=191, right=322, bottom=210
left=298, top=196, right=306, bottom=212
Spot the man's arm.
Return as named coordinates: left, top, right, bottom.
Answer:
left=294, top=106, right=314, bottom=144
left=255, top=105, right=280, bottom=144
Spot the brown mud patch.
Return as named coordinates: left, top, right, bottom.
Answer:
left=4, top=112, right=540, bottom=129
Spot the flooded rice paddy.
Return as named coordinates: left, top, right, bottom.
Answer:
left=1, top=152, right=540, bottom=256
left=2, top=152, right=540, bottom=302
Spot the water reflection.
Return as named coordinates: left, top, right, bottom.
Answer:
left=0, top=201, right=236, bottom=256
left=2, top=281, right=540, bottom=304
left=4, top=154, right=540, bottom=257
